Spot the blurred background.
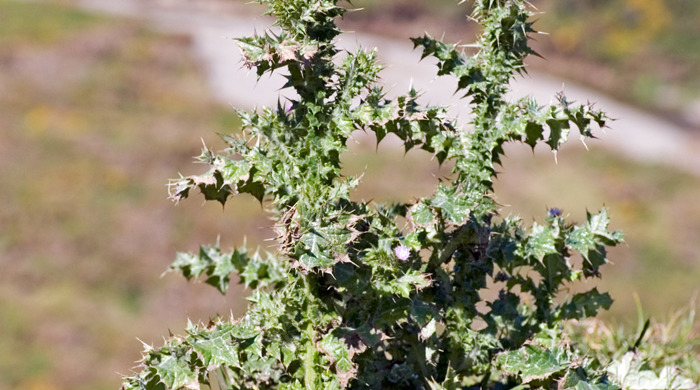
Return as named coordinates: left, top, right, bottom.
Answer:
left=0, top=0, right=698, bottom=389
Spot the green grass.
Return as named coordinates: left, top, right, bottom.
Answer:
left=0, top=0, right=110, bottom=47
left=566, top=300, right=700, bottom=383
left=0, top=3, right=262, bottom=389
left=0, top=298, right=52, bottom=384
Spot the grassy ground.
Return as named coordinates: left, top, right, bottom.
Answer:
left=1, top=1, right=699, bottom=389
left=0, top=2, right=267, bottom=389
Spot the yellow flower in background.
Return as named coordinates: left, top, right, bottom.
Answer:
left=547, top=0, right=673, bottom=60
left=14, top=378, right=59, bottom=390
left=23, top=105, right=87, bottom=138
left=626, top=0, right=671, bottom=33
left=605, top=0, right=671, bottom=58
left=23, top=105, right=52, bottom=136
left=551, top=21, right=586, bottom=53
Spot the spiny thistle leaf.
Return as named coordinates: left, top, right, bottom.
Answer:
left=170, top=246, right=288, bottom=294
left=123, top=0, right=629, bottom=389
left=497, top=343, right=570, bottom=383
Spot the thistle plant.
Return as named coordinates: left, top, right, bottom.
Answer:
left=122, top=0, right=626, bottom=389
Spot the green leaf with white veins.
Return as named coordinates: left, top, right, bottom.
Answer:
left=546, top=117, right=571, bottom=150
left=147, top=346, right=198, bottom=389
left=188, top=327, right=240, bottom=368
left=524, top=223, right=558, bottom=262
left=298, top=229, right=335, bottom=269
left=497, top=344, right=570, bottom=383
left=385, top=271, right=431, bottom=298
left=410, top=201, right=435, bottom=226
left=567, top=209, right=624, bottom=266
left=562, top=368, right=621, bottom=390
left=431, top=184, right=470, bottom=223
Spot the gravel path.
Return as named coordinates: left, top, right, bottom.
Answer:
left=75, top=0, right=700, bottom=176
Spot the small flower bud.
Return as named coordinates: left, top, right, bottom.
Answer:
left=548, top=208, right=562, bottom=217
left=495, top=272, right=510, bottom=282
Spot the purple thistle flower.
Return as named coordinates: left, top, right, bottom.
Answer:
left=548, top=208, right=563, bottom=217
left=394, top=245, right=410, bottom=261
